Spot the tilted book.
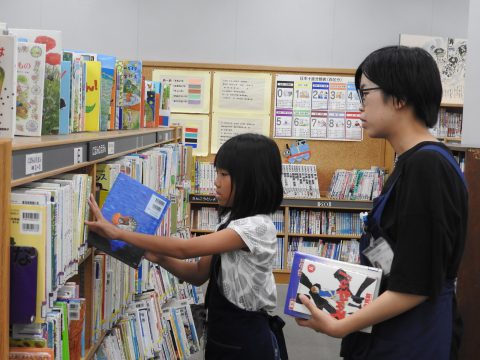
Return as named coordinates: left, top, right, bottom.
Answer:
left=285, top=251, right=382, bottom=332
left=88, top=173, right=171, bottom=268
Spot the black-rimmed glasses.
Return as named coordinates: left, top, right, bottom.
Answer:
left=357, top=87, right=381, bottom=105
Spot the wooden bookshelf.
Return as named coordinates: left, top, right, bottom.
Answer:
left=0, top=127, right=178, bottom=359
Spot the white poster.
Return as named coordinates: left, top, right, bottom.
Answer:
left=211, top=113, right=270, bottom=153
left=169, top=114, right=210, bottom=156
left=400, top=34, right=467, bottom=105
left=152, top=69, right=211, bottom=113
left=274, top=74, right=362, bottom=141
left=212, top=72, right=272, bottom=114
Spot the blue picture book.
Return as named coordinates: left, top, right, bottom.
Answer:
left=88, top=173, right=170, bottom=268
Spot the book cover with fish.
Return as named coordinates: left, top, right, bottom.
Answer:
left=88, top=173, right=171, bottom=268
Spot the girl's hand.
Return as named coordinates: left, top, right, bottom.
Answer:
left=85, top=194, right=120, bottom=240
left=295, top=294, right=345, bottom=338
left=144, top=251, right=166, bottom=264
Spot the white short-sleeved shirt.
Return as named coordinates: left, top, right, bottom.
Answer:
left=216, top=214, right=278, bottom=312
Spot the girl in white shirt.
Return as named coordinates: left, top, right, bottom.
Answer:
left=86, top=133, right=287, bottom=359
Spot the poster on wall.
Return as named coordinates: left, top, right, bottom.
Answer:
left=399, top=34, right=467, bottom=105
left=169, top=114, right=210, bottom=156
left=210, top=113, right=270, bottom=153
left=152, top=69, right=211, bottom=113
left=212, top=72, right=272, bottom=114
left=274, top=74, right=362, bottom=141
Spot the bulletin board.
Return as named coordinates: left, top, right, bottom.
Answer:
left=143, top=61, right=394, bottom=193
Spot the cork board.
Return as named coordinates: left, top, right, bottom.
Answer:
left=143, top=62, right=389, bottom=193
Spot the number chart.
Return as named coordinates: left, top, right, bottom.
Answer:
left=274, top=74, right=362, bottom=141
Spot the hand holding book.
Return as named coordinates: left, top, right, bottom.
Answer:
left=85, top=194, right=122, bottom=240
left=295, top=294, right=345, bottom=338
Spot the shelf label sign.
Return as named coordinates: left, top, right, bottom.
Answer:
left=88, top=140, right=108, bottom=161
left=108, top=142, right=115, bottom=155
left=74, top=147, right=83, bottom=164
left=25, top=152, right=43, bottom=175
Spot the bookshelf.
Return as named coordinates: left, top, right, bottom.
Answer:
left=189, top=194, right=372, bottom=284
left=0, top=127, right=180, bottom=360
left=445, top=143, right=480, bottom=360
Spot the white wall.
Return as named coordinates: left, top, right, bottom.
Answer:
left=0, top=0, right=469, bottom=68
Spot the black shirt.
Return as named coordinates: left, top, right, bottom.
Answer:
left=379, top=141, right=468, bottom=298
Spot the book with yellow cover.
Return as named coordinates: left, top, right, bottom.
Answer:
left=10, top=203, right=48, bottom=323
left=84, top=60, right=101, bottom=131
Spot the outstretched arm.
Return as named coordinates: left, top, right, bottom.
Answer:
left=144, top=252, right=212, bottom=286
left=295, top=290, right=427, bottom=338
left=85, top=194, right=245, bottom=258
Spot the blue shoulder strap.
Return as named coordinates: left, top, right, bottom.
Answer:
left=418, top=144, right=467, bottom=189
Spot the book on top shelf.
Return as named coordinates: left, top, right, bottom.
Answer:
left=284, top=251, right=382, bottom=332
left=0, top=34, right=17, bottom=138
left=88, top=173, right=171, bottom=268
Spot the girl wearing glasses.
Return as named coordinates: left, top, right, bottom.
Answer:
left=296, top=46, right=468, bottom=360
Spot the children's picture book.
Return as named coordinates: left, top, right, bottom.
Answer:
left=285, top=251, right=382, bottom=332
left=88, top=173, right=171, bottom=268
left=16, top=42, right=46, bottom=136
left=0, top=34, right=17, bottom=138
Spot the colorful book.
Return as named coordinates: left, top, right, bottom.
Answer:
left=10, top=202, right=48, bottom=323
left=15, top=41, right=46, bottom=136
left=59, top=60, right=71, bottom=134
left=121, top=60, right=142, bottom=129
left=285, top=251, right=382, bottom=332
left=9, top=28, right=62, bottom=135
left=97, top=54, right=116, bottom=131
left=0, top=34, right=17, bottom=138
left=84, top=61, right=101, bottom=131
left=88, top=173, right=171, bottom=268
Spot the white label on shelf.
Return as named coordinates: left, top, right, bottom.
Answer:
left=317, top=201, right=332, bottom=207
left=108, top=141, right=115, bottom=155
left=74, top=147, right=83, bottom=164
left=25, top=152, right=43, bottom=175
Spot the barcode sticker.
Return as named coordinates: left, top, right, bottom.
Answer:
left=108, top=141, right=115, bottom=155
left=20, top=210, right=42, bottom=234
left=145, top=195, right=167, bottom=219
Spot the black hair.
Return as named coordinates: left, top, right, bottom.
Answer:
left=214, top=133, right=283, bottom=223
left=355, top=45, right=442, bottom=128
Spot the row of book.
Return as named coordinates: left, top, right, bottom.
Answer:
left=282, top=164, right=321, bottom=199
left=190, top=206, right=218, bottom=231
left=193, top=161, right=216, bottom=195
left=10, top=282, right=87, bottom=360
left=273, top=237, right=285, bottom=270
left=289, top=209, right=363, bottom=236
left=328, top=167, right=385, bottom=200
left=0, top=27, right=172, bottom=138
left=430, top=108, right=463, bottom=139
left=286, top=237, right=360, bottom=268
left=94, top=298, right=201, bottom=360
left=10, top=174, right=93, bottom=325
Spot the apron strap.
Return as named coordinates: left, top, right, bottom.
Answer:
left=417, top=144, right=467, bottom=189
